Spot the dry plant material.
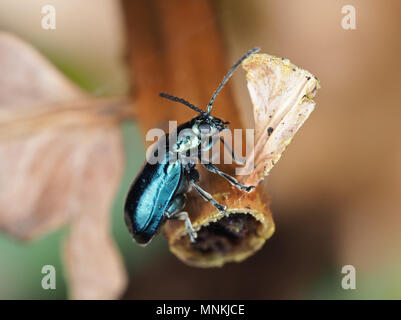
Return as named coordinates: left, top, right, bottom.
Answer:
left=164, top=186, right=275, bottom=267
left=239, top=54, right=320, bottom=186
left=0, top=32, right=130, bottom=299
left=164, top=54, right=319, bottom=267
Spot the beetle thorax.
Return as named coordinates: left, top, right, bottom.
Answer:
left=173, top=130, right=200, bottom=153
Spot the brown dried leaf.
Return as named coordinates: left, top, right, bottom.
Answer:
left=0, top=32, right=84, bottom=108
left=239, top=54, right=320, bottom=186
left=0, top=31, right=85, bottom=238
left=0, top=32, right=127, bottom=299
left=64, top=128, right=126, bottom=299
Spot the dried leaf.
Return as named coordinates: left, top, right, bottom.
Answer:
left=0, top=32, right=127, bottom=299
left=239, top=54, right=320, bottom=186
left=0, top=31, right=84, bottom=238
left=64, top=128, right=126, bottom=299
left=0, top=32, right=84, bottom=108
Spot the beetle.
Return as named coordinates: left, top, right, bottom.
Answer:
left=124, top=47, right=259, bottom=245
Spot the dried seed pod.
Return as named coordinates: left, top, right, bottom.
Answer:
left=164, top=185, right=274, bottom=267
left=164, top=53, right=319, bottom=267
left=239, top=54, right=320, bottom=186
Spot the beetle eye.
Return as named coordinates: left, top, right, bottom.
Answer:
left=198, top=123, right=212, bottom=134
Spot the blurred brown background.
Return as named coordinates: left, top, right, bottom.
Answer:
left=0, top=0, right=400, bottom=299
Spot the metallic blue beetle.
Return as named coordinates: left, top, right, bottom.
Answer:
left=124, top=48, right=259, bottom=245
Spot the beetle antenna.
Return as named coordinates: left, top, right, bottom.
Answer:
left=159, top=92, right=205, bottom=114
left=206, top=47, right=260, bottom=114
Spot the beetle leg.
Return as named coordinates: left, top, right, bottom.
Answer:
left=190, top=180, right=227, bottom=212
left=219, top=137, right=246, bottom=165
left=167, top=211, right=197, bottom=243
left=164, top=195, right=197, bottom=242
left=203, top=163, right=255, bottom=192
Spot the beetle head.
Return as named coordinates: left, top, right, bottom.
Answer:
left=192, top=114, right=229, bottom=138
left=173, top=114, right=229, bottom=154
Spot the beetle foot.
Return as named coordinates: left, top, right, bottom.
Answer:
left=185, top=219, right=198, bottom=243
left=243, top=185, right=255, bottom=193
left=216, top=204, right=227, bottom=213
left=188, top=229, right=198, bottom=243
